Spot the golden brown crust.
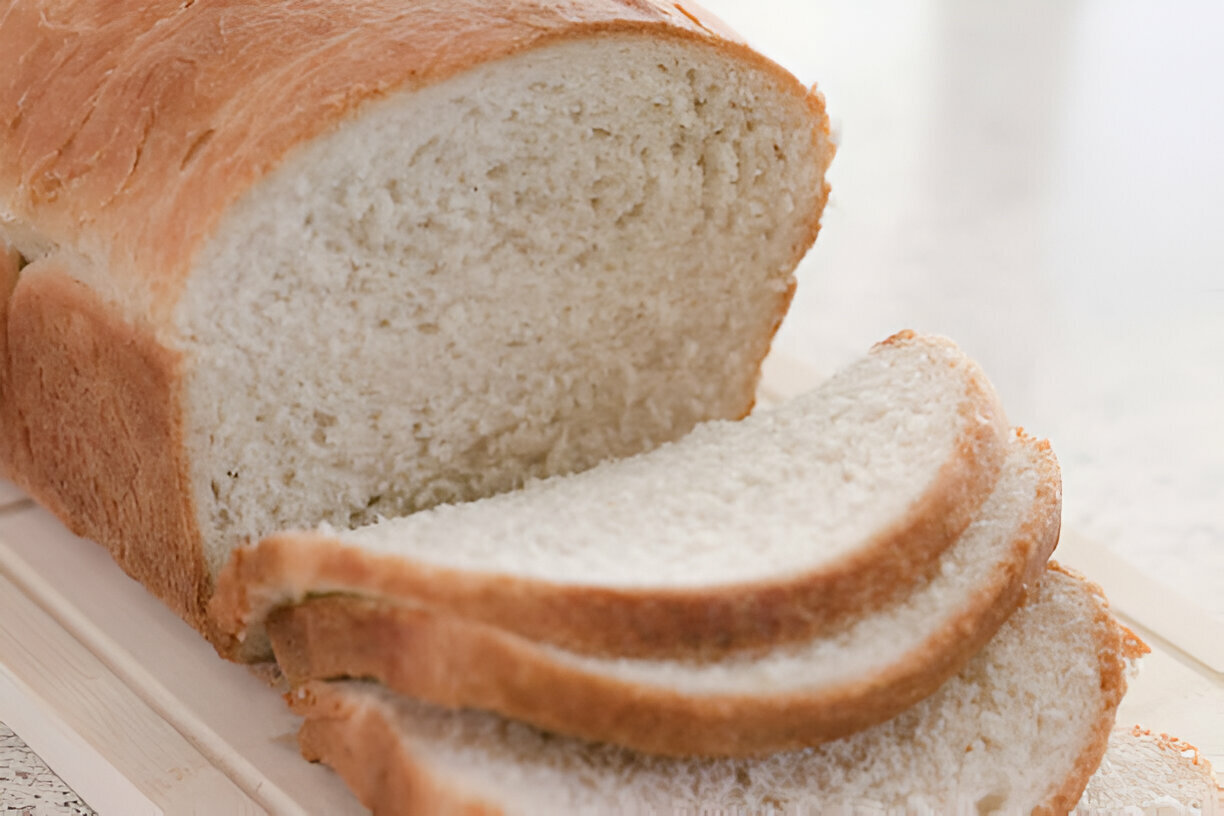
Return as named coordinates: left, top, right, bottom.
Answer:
left=1036, top=562, right=1142, bottom=815
left=294, top=684, right=502, bottom=816
left=0, top=0, right=803, bottom=318
left=0, top=0, right=831, bottom=659
left=0, top=256, right=215, bottom=635
left=0, top=243, right=21, bottom=477
left=262, top=432, right=1055, bottom=757
left=211, top=332, right=1009, bottom=661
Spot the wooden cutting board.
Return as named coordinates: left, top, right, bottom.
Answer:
left=0, top=502, right=364, bottom=815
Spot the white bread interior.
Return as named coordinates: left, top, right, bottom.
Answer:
left=175, top=34, right=830, bottom=577
left=545, top=435, right=1050, bottom=692
left=321, top=332, right=1001, bottom=586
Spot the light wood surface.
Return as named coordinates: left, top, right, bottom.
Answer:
left=1058, top=531, right=1224, bottom=675
left=0, top=498, right=363, bottom=815
left=0, top=571, right=261, bottom=815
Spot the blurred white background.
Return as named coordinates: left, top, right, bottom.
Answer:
left=700, top=0, right=1224, bottom=619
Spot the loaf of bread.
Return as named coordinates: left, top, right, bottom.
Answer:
left=0, top=1, right=833, bottom=650
left=260, top=430, right=1059, bottom=757
left=288, top=567, right=1140, bottom=815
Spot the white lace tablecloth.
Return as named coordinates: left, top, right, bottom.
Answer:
left=0, top=724, right=94, bottom=815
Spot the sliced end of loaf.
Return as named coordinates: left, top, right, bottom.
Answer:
left=181, top=32, right=832, bottom=583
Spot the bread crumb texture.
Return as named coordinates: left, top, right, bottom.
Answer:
left=179, top=36, right=826, bottom=576
left=325, top=333, right=993, bottom=587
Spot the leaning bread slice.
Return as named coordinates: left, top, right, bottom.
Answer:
left=211, top=331, right=1009, bottom=660
left=267, top=431, right=1056, bottom=757
left=1077, top=727, right=1223, bottom=814
left=290, top=567, right=1137, bottom=815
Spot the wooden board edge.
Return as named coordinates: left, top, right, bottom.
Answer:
left=0, top=666, right=159, bottom=816
left=0, top=477, right=30, bottom=512
left=0, top=569, right=265, bottom=815
left=0, top=540, right=317, bottom=814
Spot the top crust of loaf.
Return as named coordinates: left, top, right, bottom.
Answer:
left=0, top=0, right=813, bottom=321
left=210, top=331, right=1010, bottom=661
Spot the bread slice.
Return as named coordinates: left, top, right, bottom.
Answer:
left=1077, top=727, right=1223, bottom=814
left=266, top=430, right=1055, bottom=757
left=0, top=2, right=832, bottom=651
left=211, top=331, right=1009, bottom=661
left=289, top=567, right=1137, bottom=815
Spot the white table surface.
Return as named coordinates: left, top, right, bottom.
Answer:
left=3, top=1, right=1223, bottom=813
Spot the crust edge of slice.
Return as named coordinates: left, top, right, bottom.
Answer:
left=287, top=565, right=1136, bottom=814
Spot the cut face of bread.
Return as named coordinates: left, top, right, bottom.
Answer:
left=268, top=431, right=1059, bottom=756
left=0, top=5, right=832, bottom=644
left=179, top=33, right=830, bottom=580
left=289, top=568, right=1134, bottom=815
left=210, top=332, right=1010, bottom=659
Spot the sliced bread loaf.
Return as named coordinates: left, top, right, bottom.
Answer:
left=267, top=430, right=1057, bottom=757
left=211, top=331, right=1009, bottom=660
left=0, top=1, right=832, bottom=651
left=289, top=567, right=1138, bottom=815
